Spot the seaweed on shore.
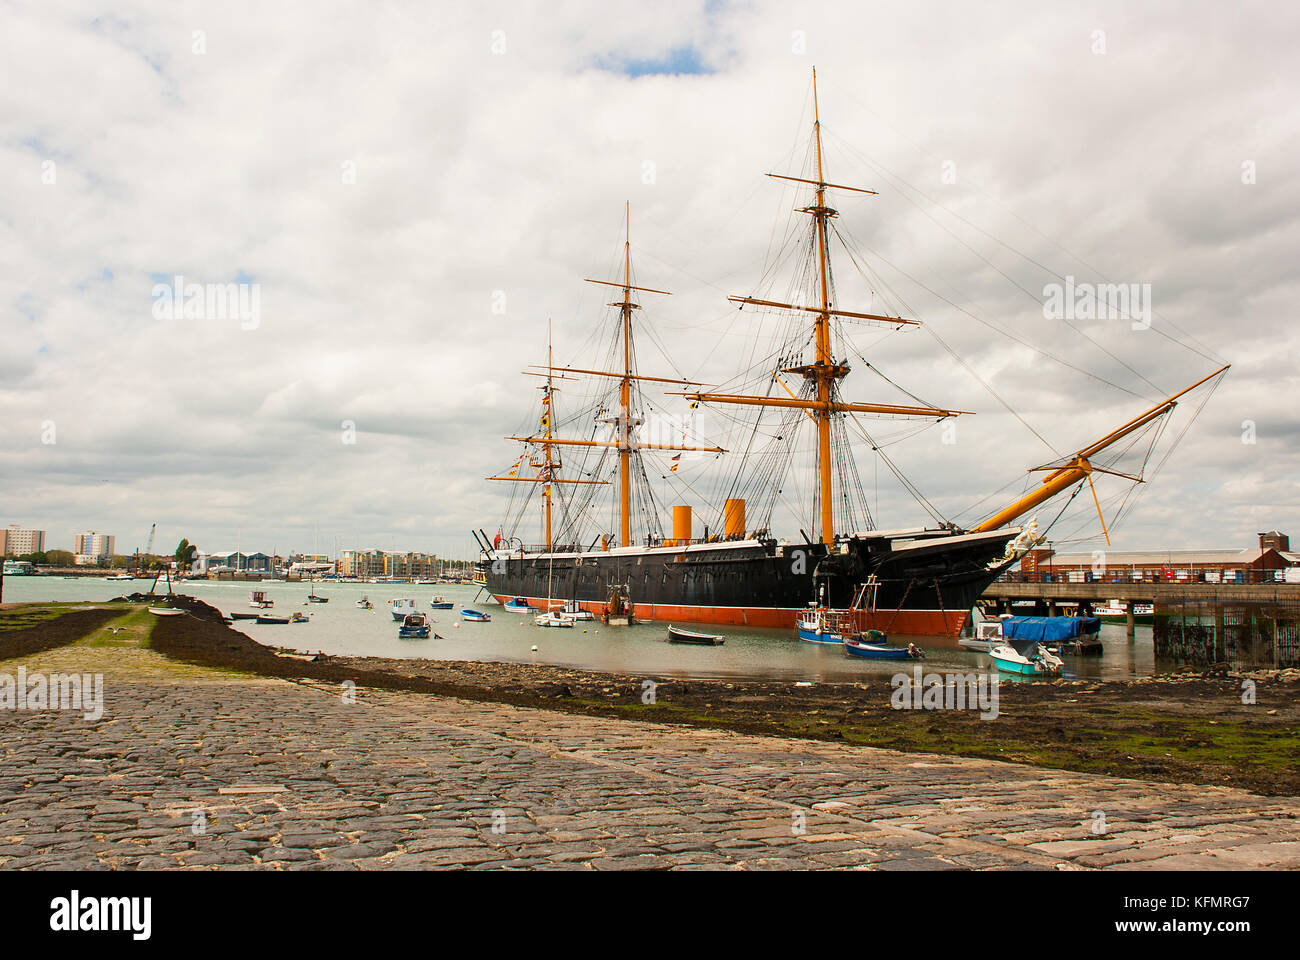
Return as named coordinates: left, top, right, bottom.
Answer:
left=0, top=608, right=123, bottom=660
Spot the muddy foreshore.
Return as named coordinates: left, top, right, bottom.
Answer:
left=52, top=595, right=1300, bottom=797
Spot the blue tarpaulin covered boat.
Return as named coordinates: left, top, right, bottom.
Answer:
left=1001, top=616, right=1101, bottom=645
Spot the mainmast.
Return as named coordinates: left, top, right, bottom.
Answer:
left=810, top=70, right=837, bottom=546
left=677, top=70, right=958, bottom=545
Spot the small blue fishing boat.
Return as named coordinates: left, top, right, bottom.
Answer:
left=843, top=630, right=923, bottom=660
left=461, top=609, right=491, bottom=622
left=429, top=596, right=454, bottom=610
left=503, top=597, right=533, bottom=613
left=398, top=613, right=431, bottom=639
left=796, top=608, right=846, bottom=645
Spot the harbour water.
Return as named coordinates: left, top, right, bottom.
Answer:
left=4, top=576, right=1159, bottom=682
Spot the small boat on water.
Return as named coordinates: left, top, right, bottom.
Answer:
left=1001, top=615, right=1103, bottom=657
left=796, top=606, right=847, bottom=645
left=503, top=597, right=533, bottom=613
left=989, top=635, right=1064, bottom=676
left=399, top=613, right=432, bottom=638
left=229, top=611, right=260, bottom=621
left=667, top=625, right=725, bottom=646
left=1094, top=601, right=1154, bottom=624
left=249, top=590, right=274, bottom=609
left=534, top=612, right=574, bottom=629
left=147, top=607, right=184, bottom=617
left=843, top=630, right=922, bottom=660
left=559, top=601, right=594, bottom=621
left=307, top=585, right=329, bottom=603
left=290, top=612, right=309, bottom=623
left=601, top=584, right=635, bottom=626
left=461, top=609, right=491, bottom=622
left=356, top=596, right=373, bottom=610
left=429, top=596, right=454, bottom=610
left=959, top=618, right=1009, bottom=653
left=389, top=598, right=417, bottom=622
left=107, top=573, right=134, bottom=581
left=256, top=615, right=290, bottom=625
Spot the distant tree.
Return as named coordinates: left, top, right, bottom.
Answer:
left=45, top=550, right=74, bottom=567
left=174, top=539, right=198, bottom=573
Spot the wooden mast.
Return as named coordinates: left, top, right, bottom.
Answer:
left=488, top=338, right=607, bottom=549
left=620, top=202, right=633, bottom=548
left=810, top=69, right=837, bottom=546
left=497, top=208, right=725, bottom=553
left=544, top=322, right=554, bottom=550
left=677, top=70, right=944, bottom=546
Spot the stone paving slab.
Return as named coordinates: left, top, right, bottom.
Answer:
left=0, top=657, right=1297, bottom=869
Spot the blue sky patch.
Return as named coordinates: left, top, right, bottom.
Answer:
left=599, top=45, right=712, bottom=77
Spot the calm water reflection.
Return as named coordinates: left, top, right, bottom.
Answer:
left=6, top=576, right=1160, bottom=682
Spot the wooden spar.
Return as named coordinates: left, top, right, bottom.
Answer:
left=728, top=296, right=918, bottom=326
left=487, top=477, right=608, bottom=484
left=506, top=436, right=725, bottom=453
left=970, top=364, right=1230, bottom=533
left=765, top=173, right=878, bottom=195
left=668, top=392, right=969, bottom=418
left=583, top=278, right=673, bottom=296
left=529, top=365, right=711, bottom=387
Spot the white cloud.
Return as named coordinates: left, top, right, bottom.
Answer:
left=2, top=0, right=1296, bottom=558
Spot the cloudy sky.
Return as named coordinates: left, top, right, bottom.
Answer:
left=2, top=0, right=1296, bottom=561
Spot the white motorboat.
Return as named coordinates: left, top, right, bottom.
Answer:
left=389, top=598, right=417, bottom=621
left=959, top=617, right=1009, bottom=653
left=534, top=612, right=574, bottom=629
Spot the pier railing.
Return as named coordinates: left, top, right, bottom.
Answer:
left=1000, top=567, right=1296, bottom=586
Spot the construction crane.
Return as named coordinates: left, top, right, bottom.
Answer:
left=134, top=523, right=156, bottom=578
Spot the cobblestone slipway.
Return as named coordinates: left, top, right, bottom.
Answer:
left=2, top=637, right=1297, bottom=870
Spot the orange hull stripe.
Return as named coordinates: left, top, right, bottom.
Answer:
left=491, top=595, right=969, bottom=637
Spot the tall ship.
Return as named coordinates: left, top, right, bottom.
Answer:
left=474, top=73, right=1227, bottom=636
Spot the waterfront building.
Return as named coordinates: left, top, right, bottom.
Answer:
left=200, top=551, right=274, bottom=574
left=337, top=550, right=439, bottom=579
left=1018, top=531, right=1300, bottom=583
left=73, top=531, right=116, bottom=564
left=1, top=526, right=46, bottom=556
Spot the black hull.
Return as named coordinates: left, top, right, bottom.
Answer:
left=480, top=530, right=1019, bottom=636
